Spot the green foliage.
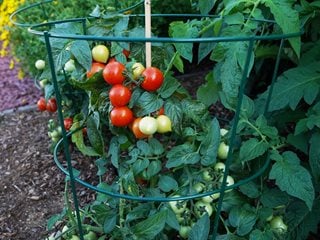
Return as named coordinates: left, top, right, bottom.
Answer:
left=13, top=0, right=320, bottom=239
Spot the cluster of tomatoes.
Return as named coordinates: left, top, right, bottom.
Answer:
left=37, top=97, right=57, bottom=113
left=87, top=44, right=172, bottom=138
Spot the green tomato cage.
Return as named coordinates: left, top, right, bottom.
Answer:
left=11, top=0, right=302, bottom=239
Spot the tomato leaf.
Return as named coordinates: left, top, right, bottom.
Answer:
left=199, top=0, right=216, bottom=14
left=132, top=159, right=149, bottom=175
left=228, top=205, right=257, bottom=236
left=158, top=175, right=178, bottom=192
left=169, top=21, right=198, bottom=62
left=213, top=40, right=254, bottom=103
left=249, top=229, right=274, bottom=240
left=145, top=160, right=162, bottom=179
left=189, top=214, right=210, bottom=240
left=132, top=210, right=167, bottom=239
left=197, top=72, right=220, bottom=107
left=148, top=138, right=164, bottom=155
left=166, top=208, right=180, bottom=231
left=108, top=137, right=120, bottom=168
left=166, top=144, right=200, bottom=168
left=290, top=199, right=320, bottom=240
left=165, top=98, right=184, bottom=134
left=71, top=121, right=100, bottom=157
left=239, top=181, right=260, bottom=199
left=216, top=234, right=246, bottom=240
left=240, top=138, right=269, bottom=162
left=87, top=113, right=105, bottom=156
left=265, top=62, right=320, bottom=111
left=200, top=118, right=220, bottom=166
left=309, top=132, right=320, bottom=181
left=126, top=203, right=153, bottom=223
left=135, top=92, right=164, bottom=116
left=104, top=215, right=117, bottom=234
left=159, top=75, right=181, bottom=99
left=269, top=151, right=315, bottom=210
left=69, top=70, right=106, bottom=91
left=262, top=0, right=301, bottom=57
left=260, top=188, right=290, bottom=208
left=70, top=40, right=92, bottom=71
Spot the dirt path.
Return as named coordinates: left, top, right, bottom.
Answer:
left=0, top=49, right=41, bottom=112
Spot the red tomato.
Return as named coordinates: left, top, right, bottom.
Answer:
left=141, top=67, right=164, bottom=91
left=63, top=117, right=73, bottom=131
left=131, top=117, right=148, bottom=139
left=46, top=98, right=57, bottom=112
left=103, top=62, right=126, bottom=85
left=110, top=106, right=133, bottom=127
left=109, top=84, right=131, bottom=107
left=86, top=62, right=105, bottom=78
left=157, top=106, right=165, bottom=116
left=37, top=97, right=47, bottom=111
left=123, top=49, right=130, bottom=58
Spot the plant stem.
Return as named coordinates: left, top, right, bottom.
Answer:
left=119, top=179, right=125, bottom=228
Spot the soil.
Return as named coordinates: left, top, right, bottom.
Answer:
left=0, top=51, right=62, bottom=240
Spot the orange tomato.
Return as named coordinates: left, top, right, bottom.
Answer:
left=131, top=117, right=149, bottom=139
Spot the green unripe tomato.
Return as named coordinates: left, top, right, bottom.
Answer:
left=201, top=193, right=220, bottom=203
left=214, top=162, right=226, bottom=172
left=194, top=201, right=213, bottom=218
left=179, top=226, right=192, bottom=239
left=219, top=175, right=234, bottom=192
left=217, top=142, right=229, bottom=159
left=139, top=116, right=158, bottom=135
left=202, top=170, right=213, bottom=181
left=39, top=79, right=49, bottom=88
left=35, top=59, right=46, bottom=70
left=132, top=62, right=145, bottom=80
left=220, top=128, right=228, bottom=137
left=270, top=216, right=288, bottom=234
left=70, top=235, right=80, bottom=240
left=193, top=182, right=205, bottom=193
left=156, top=115, right=172, bottom=133
left=168, top=195, right=187, bottom=214
left=84, top=231, right=97, bottom=240
left=64, top=59, right=76, bottom=72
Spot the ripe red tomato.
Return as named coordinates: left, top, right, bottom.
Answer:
left=123, top=49, right=130, bottom=58
left=110, top=106, right=133, bottom=127
left=37, top=97, right=47, bottom=111
left=103, top=62, right=126, bottom=85
left=141, top=67, right=164, bottom=91
left=109, top=84, right=132, bottom=107
left=131, top=117, right=148, bottom=139
left=46, top=98, right=57, bottom=112
left=157, top=106, right=165, bottom=116
left=86, top=62, right=105, bottom=78
left=63, top=117, right=73, bottom=131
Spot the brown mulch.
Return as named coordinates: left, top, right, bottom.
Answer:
left=0, top=110, right=65, bottom=240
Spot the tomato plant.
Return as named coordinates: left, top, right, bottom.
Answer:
left=108, top=84, right=131, bottom=107
left=103, top=61, right=126, bottom=85
left=36, top=1, right=320, bottom=239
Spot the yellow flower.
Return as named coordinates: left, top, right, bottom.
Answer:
left=9, top=59, right=15, bottom=69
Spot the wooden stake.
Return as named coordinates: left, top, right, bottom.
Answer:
left=145, top=0, right=152, bottom=67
